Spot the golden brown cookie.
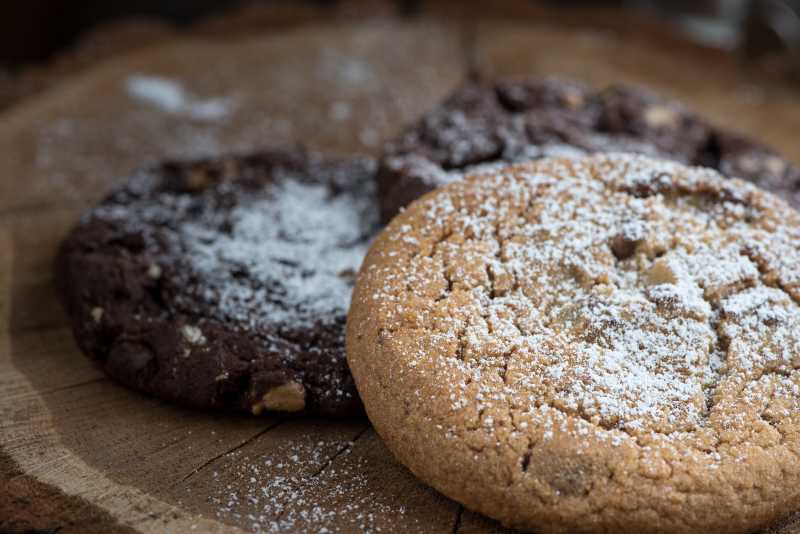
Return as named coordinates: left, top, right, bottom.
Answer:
left=347, top=153, right=800, bottom=533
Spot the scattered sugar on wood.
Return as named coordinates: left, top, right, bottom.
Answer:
left=126, top=75, right=235, bottom=121
left=205, top=438, right=418, bottom=533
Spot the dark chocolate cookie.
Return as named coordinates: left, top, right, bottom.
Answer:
left=56, top=148, right=378, bottom=416
left=377, top=78, right=800, bottom=222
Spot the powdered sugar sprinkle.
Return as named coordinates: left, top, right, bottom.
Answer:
left=368, top=153, right=800, bottom=450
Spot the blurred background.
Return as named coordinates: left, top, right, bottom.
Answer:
left=0, top=0, right=798, bottom=70
left=0, top=0, right=798, bottom=115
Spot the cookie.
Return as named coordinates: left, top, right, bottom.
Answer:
left=57, top=148, right=378, bottom=416
left=377, top=78, right=800, bottom=222
left=348, top=153, right=800, bottom=533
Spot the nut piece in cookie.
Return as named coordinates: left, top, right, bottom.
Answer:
left=251, top=382, right=306, bottom=414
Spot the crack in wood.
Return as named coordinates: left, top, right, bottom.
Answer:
left=452, top=504, right=464, bottom=534
left=269, top=424, right=372, bottom=523
left=9, top=319, right=72, bottom=337
left=38, top=376, right=108, bottom=396
left=308, top=424, right=371, bottom=479
left=176, top=418, right=285, bottom=485
left=143, top=436, right=190, bottom=459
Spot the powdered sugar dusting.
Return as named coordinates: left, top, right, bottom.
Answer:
left=366, top=153, right=800, bottom=451
left=202, top=432, right=421, bottom=533
left=126, top=74, right=235, bottom=121
left=179, top=178, right=374, bottom=328
left=92, top=155, right=377, bottom=331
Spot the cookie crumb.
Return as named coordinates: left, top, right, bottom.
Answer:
left=147, top=263, right=162, bottom=279
left=90, top=307, right=104, bottom=323
left=643, top=105, right=679, bottom=128
left=181, top=325, right=206, bottom=346
left=215, top=371, right=229, bottom=382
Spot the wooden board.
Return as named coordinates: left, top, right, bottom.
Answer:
left=2, top=5, right=800, bottom=533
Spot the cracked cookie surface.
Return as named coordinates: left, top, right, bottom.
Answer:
left=57, top=148, right=378, bottom=416
left=348, top=153, right=800, bottom=533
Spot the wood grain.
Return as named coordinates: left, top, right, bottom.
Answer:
left=1, top=5, right=800, bottom=533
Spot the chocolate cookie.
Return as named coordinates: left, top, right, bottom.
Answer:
left=57, top=148, right=378, bottom=416
left=377, top=78, right=800, bottom=222
left=349, top=154, right=800, bottom=533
